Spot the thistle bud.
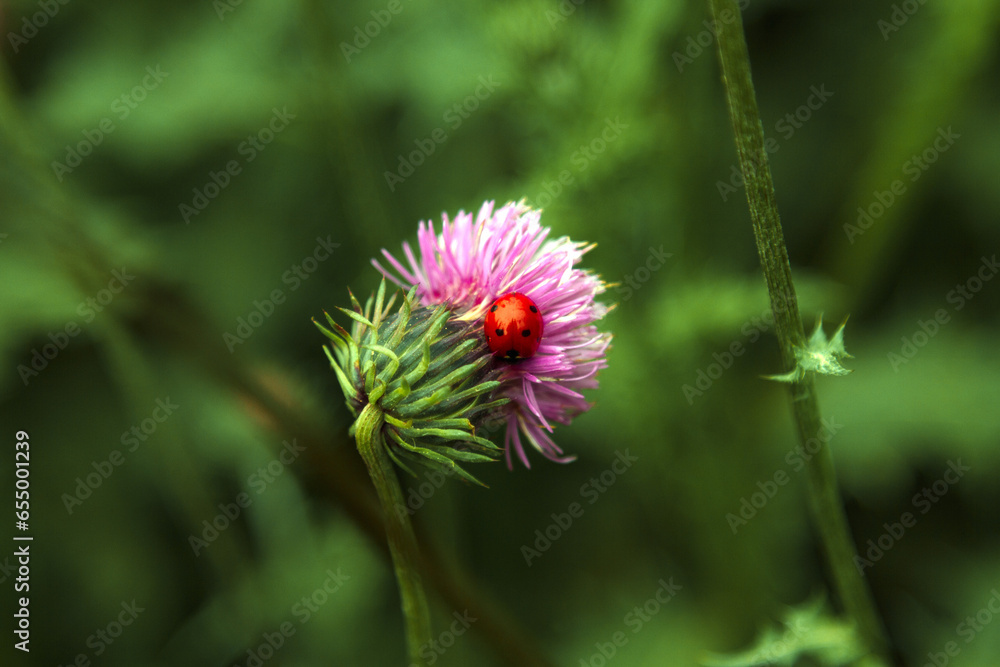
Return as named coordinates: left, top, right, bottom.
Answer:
left=315, top=280, right=507, bottom=485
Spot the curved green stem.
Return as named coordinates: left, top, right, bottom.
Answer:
left=709, top=0, right=891, bottom=661
left=355, top=402, right=432, bottom=664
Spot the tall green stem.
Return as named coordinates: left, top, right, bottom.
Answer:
left=709, top=0, right=891, bottom=660
left=355, top=403, right=432, bottom=664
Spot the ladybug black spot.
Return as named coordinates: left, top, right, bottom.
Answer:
left=495, top=328, right=504, bottom=336
left=490, top=304, right=498, bottom=312
left=521, top=329, right=531, bottom=337
left=505, top=349, right=520, bottom=360
left=529, top=305, right=538, bottom=313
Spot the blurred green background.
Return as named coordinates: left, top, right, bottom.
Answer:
left=2, top=0, right=999, bottom=665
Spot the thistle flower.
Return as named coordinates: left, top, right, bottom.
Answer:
left=374, top=200, right=611, bottom=468
left=314, top=200, right=611, bottom=658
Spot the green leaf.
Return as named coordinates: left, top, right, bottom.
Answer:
left=702, top=597, right=880, bottom=667
left=765, top=317, right=853, bottom=383
left=386, top=430, right=492, bottom=486
left=337, top=306, right=375, bottom=332
left=371, top=278, right=387, bottom=330
left=324, top=347, right=361, bottom=404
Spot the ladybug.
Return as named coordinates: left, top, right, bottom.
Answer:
left=484, top=293, right=543, bottom=361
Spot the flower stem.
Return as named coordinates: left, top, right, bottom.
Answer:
left=355, top=402, right=432, bottom=664
left=709, top=0, right=891, bottom=660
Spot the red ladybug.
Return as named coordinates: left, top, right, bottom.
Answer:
left=484, top=293, right=543, bottom=361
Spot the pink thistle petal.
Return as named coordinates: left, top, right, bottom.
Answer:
left=373, top=248, right=418, bottom=286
